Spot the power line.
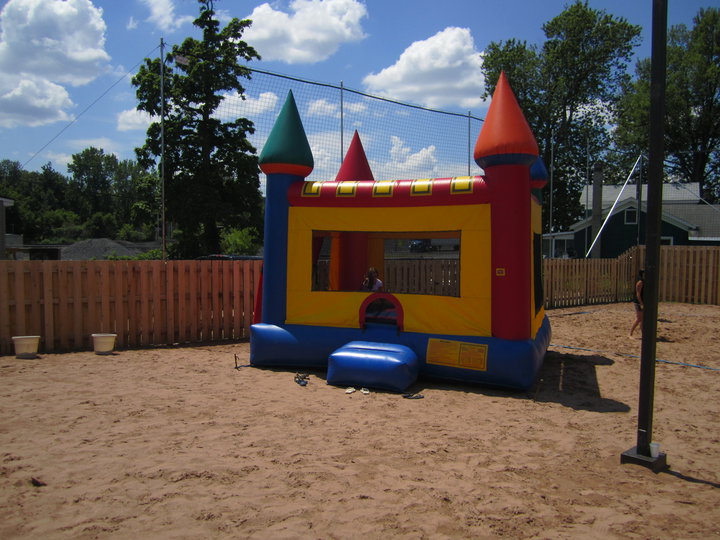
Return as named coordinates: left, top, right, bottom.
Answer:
left=247, top=66, right=484, bottom=122
left=21, top=45, right=160, bottom=170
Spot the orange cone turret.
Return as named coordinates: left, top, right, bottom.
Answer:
left=474, top=72, right=538, bottom=340
left=474, top=71, right=538, bottom=169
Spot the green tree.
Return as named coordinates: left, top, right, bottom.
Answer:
left=67, top=147, right=117, bottom=222
left=616, top=8, right=720, bottom=202
left=0, top=160, right=31, bottom=238
left=67, top=147, right=159, bottom=242
left=220, top=226, right=261, bottom=255
left=0, top=160, right=73, bottom=243
left=2, top=153, right=157, bottom=245
left=482, top=1, right=641, bottom=231
left=40, top=209, right=84, bottom=244
left=132, top=0, right=263, bottom=258
left=112, top=159, right=159, bottom=240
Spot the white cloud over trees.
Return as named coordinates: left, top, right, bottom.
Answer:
left=212, top=91, right=279, bottom=122
left=139, top=0, right=193, bottom=32
left=363, top=27, right=486, bottom=110
left=117, top=108, right=155, bottom=132
left=243, top=0, right=367, bottom=64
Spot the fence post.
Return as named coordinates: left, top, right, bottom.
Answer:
left=42, top=261, right=54, bottom=352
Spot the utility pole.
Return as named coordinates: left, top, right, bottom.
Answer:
left=548, top=129, right=555, bottom=256
left=160, top=38, right=166, bottom=260
left=636, top=155, right=643, bottom=247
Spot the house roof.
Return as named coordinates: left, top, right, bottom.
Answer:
left=662, top=204, right=720, bottom=238
left=60, top=238, right=161, bottom=260
left=570, top=197, right=720, bottom=239
left=580, top=182, right=700, bottom=208
left=570, top=198, right=697, bottom=233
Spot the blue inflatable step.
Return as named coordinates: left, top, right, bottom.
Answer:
left=327, top=341, right=419, bottom=392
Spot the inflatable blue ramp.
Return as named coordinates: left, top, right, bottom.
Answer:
left=327, top=341, right=419, bottom=392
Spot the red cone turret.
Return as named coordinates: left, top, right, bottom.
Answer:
left=336, top=131, right=374, bottom=181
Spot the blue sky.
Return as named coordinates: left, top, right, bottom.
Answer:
left=0, top=0, right=713, bottom=178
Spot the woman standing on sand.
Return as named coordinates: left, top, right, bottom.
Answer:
left=630, top=270, right=645, bottom=336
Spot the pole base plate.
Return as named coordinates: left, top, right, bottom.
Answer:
left=620, top=446, right=669, bottom=473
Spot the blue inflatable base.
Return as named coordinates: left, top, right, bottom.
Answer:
left=250, top=316, right=551, bottom=391
left=328, top=341, right=419, bottom=392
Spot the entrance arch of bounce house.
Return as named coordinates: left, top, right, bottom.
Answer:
left=359, top=292, right=404, bottom=331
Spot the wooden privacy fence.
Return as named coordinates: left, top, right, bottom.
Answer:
left=314, top=259, right=460, bottom=296
left=1, top=246, right=718, bottom=355
left=630, top=245, right=720, bottom=305
left=543, top=246, right=720, bottom=308
left=0, top=259, right=262, bottom=356
left=385, top=259, right=459, bottom=296
left=543, top=255, right=636, bottom=308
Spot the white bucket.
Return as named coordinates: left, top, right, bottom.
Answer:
left=649, top=442, right=660, bottom=458
left=92, top=333, right=117, bottom=355
left=12, top=336, right=41, bottom=359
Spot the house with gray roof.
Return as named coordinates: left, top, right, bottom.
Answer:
left=570, top=182, right=720, bottom=258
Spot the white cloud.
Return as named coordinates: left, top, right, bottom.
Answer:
left=307, top=98, right=339, bottom=118
left=45, top=151, right=73, bottom=170
left=345, top=101, right=367, bottom=115
left=69, top=136, right=120, bottom=155
left=117, top=108, right=155, bottom=131
left=213, top=91, right=279, bottom=122
left=0, top=0, right=110, bottom=86
left=371, top=136, right=439, bottom=180
left=306, top=98, right=367, bottom=118
left=306, top=130, right=342, bottom=181
left=127, top=16, right=138, bottom=30
left=0, top=0, right=111, bottom=128
left=0, top=76, right=74, bottom=128
left=215, top=9, right=232, bottom=25
left=363, top=27, right=486, bottom=110
left=139, top=0, right=193, bottom=32
left=244, top=0, right=367, bottom=64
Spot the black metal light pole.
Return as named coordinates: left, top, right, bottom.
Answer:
left=621, top=0, right=669, bottom=473
left=160, top=37, right=166, bottom=261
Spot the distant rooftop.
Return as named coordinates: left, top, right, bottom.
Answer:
left=580, top=182, right=701, bottom=208
left=664, top=204, right=720, bottom=238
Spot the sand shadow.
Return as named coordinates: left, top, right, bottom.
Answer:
left=244, top=353, right=629, bottom=413
left=406, top=353, right=630, bottom=413
left=662, top=469, right=720, bottom=489
left=532, top=351, right=630, bottom=412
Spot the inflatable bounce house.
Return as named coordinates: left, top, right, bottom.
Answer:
left=250, top=72, right=551, bottom=391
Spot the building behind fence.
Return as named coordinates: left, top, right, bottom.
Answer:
left=1, top=246, right=718, bottom=355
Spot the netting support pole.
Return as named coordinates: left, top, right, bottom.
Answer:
left=621, top=0, right=669, bottom=473
left=340, top=81, right=344, bottom=165
left=160, top=37, right=166, bottom=261
left=467, top=111, right=472, bottom=176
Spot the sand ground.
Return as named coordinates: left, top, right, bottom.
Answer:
left=1, top=302, right=719, bottom=539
